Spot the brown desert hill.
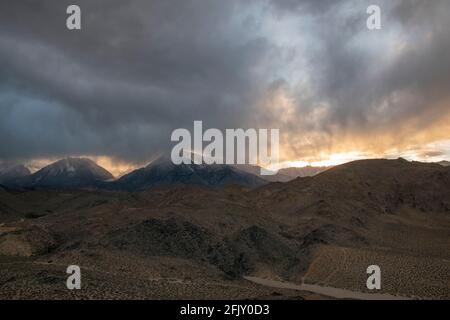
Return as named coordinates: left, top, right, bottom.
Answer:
left=0, top=186, right=35, bottom=221
left=254, top=158, right=450, bottom=215
left=249, top=159, right=450, bottom=276
left=0, top=158, right=449, bottom=299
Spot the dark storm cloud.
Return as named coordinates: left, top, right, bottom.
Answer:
left=0, top=0, right=273, bottom=163
left=263, top=0, right=450, bottom=158
left=270, top=0, right=347, bottom=14
left=1, top=0, right=450, bottom=165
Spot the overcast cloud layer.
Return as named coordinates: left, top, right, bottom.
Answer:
left=1, top=0, right=450, bottom=171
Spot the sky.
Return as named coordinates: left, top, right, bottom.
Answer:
left=1, top=0, right=450, bottom=176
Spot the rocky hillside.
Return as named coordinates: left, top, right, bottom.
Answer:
left=0, top=159, right=449, bottom=299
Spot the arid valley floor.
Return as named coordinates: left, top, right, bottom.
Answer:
left=1, top=159, right=449, bottom=299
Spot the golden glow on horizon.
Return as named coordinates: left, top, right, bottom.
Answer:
left=24, top=135, right=450, bottom=175
left=255, top=81, right=450, bottom=170
left=23, top=127, right=450, bottom=176
left=92, top=156, right=141, bottom=178
left=25, top=143, right=450, bottom=176
left=277, top=151, right=373, bottom=168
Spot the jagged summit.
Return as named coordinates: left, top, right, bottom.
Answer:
left=113, top=154, right=268, bottom=191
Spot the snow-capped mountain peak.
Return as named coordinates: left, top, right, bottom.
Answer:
left=5, top=158, right=114, bottom=189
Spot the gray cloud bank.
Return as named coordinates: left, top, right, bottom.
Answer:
left=1, top=0, right=449, bottom=166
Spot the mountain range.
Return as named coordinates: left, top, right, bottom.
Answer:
left=1, top=156, right=330, bottom=191
left=1, top=157, right=269, bottom=190
left=0, top=158, right=449, bottom=299
left=1, top=156, right=449, bottom=192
